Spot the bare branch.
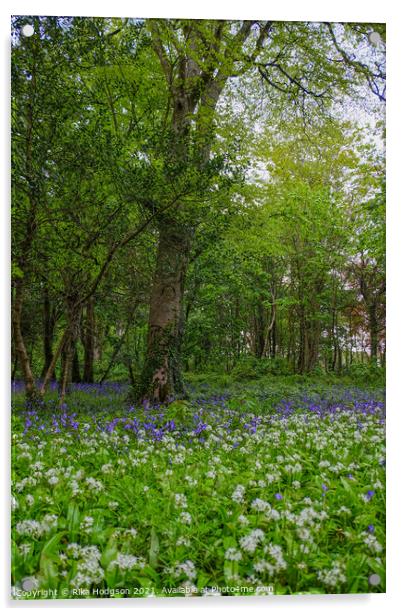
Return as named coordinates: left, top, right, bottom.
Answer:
left=325, top=22, right=386, bottom=102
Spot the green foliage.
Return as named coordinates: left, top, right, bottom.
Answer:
left=11, top=16, right=385, bottom=397
left=231, top=357, right=292, bottom=380
left=344, top=363, right=385, bottom=386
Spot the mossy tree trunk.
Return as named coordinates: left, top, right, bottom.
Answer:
left=137, top=219, right=191, bottom=403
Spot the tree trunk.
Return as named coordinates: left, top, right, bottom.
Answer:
left=41, top=285, right=56, bottom=379
left=59, top=349, right=67, bottom=390
left=136, top=219, right=191, bottom=403
left=83, top=297, right=95, bottom=382
left=59, top=304, right=81, bottom=403
left=59, top=348, right=73, bottom=404
left=41, top=299, right=81, bottom=398
left=12, top=280, right=37, bottom=399
left=100, top=318, right=131, bottom=384
left=254, top=302, right=265, bottom=359
left=127, top=362, right=136, bottom=387
left=298, top=313, right=306, bottom=373
left=270, top=318, right=277, bottom=359
left=71, top=345, right=81, bottom=383
left=40, top=326, right=69, bottom=395
left=306, top=318, right=320, bottom=371
left=368, top=302, right=378, bottom=363
left=133, top=22, right=257, bottom=402
left=337, top=346, right=343, bottom=372
left=262, top=296, right=276, bottom=358
left=12, top=353, right=18, bottom=382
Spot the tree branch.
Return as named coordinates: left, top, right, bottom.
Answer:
left=325, top=22, right=386, bottom=102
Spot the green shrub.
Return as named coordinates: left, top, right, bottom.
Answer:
left=231, top=357, right=293, bottom=380
left=346, top=363, right=385, bottom=385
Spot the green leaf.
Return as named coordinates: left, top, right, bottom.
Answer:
left=11, top=263, right=24, bottom=279
left=149, top=527, right=159, bottom=569
left=223, top=536, right=237, bottom=550
left=40, top=531, right=66, bottom=559
left=100, top=535, right=118, bottom=569
left=67, top=503, right=80, bottom=541
left=39, top=554, right=59, bottom=589
left=105, top=564, right=118, bottom=589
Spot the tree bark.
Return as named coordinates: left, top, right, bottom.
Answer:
left=71, top=345, right=81, bottom=383
left=59, top=349, right=72, bottom=404
left=254, top=302, right=265, bottom=359
left=12, top=353, right=18, bottom=382
left=12, top=279, right=37, bottom=399
left=40, top=285, right=56, bottom=379
left=368, top=302, right=378, bottom=363
left=83, top=297, right=95, bottom=382
left=59, top=302, right=82, bottom=403
left=137, top=219, right=191, bottom=402
left=298, top=312, right=306, bottom=373
left=40, top=300, right=81, bottom=396
left=262, top=295, right=276, bottom=358
left=40, top=326, right=69, bottom=395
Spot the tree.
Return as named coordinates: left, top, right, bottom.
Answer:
left=11, top=17, right=385, bottom=400
left=134, top=19, right=385, bottom=401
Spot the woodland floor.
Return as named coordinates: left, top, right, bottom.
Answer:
left=11, top=375, right=385, bottom=598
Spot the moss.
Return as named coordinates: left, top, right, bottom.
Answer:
left=129, top=323, right=187, bottom=404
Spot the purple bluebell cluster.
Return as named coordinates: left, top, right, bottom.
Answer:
left=12, top=380, right=128, bottom=396
left=12, top=380, right=385, bottom=448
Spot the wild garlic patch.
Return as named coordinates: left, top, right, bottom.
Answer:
left=11, top=382, right=385, bottom=597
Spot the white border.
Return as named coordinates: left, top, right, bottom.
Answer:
left=2, top=1, right=401, bottom=614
